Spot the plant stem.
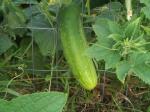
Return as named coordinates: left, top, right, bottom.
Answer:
left=125, top=0, right=132, bottom=21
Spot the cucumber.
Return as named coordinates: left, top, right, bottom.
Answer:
left=58, top=1, right=97, bottom=90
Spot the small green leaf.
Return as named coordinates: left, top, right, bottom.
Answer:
left=140, top=0, right=150, bottom=6
left=124, top=18, right=141, bottom=39
left=141, top=26, right=150, bottom=36
left=142, top=6, right=150, bottom=19
left=140, top=0, right=150, bottom=19
left=108, top=34, right=123, bottom=42
left=116, top=61, right=131, bottom=83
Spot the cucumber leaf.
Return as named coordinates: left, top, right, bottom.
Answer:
left=0, top=92, right=67, bottom=112
left=0, top=34, right=13, bottom=55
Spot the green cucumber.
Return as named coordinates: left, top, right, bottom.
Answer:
left=58, top=1, right=97, bottom=90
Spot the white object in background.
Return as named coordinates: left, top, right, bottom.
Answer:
left=125, top=0, right=132, bottom=21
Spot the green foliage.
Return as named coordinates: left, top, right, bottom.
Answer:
left=12, top=0, right=37, bottom=4
left=48, top=0, right=72, bottom=5
left=1, top=0, right=26, bottom=28
left=96, top=2, right=123, bottom=21
left=140, top=0, right=150, bottom=19
left=33, top=29, right=56, bottom=56
left=0, top=0, right=59, bottom=57
left=0, top=92, right=67, bottom=112
left=116, top=53, right=150, bottom=83
left=0, top=34, right=13, bottom=55
left=0, top=0, right=150, bottom=111
left=142, top=26, right=150, bottom=36
left=86, top=17, right=150, bottom=84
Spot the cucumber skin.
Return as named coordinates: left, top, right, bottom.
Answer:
left=58, top=2, right=97, bottom=90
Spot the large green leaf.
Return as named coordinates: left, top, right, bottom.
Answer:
left=116, top=53, right=150, bottom=84
left=33, top=29, right=56, bottom=56
left=0, top=34, right=13, bottom=55
left=93, top=18, right=122, bottom=39
left=86, top=38, right=121, bottom=69
left=0, top=92, right=67, bottom=112
left=26, top=11, right=57, bottom=56
left=130, top=53, right=150, bottom=84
